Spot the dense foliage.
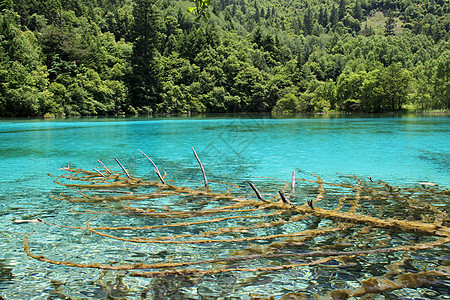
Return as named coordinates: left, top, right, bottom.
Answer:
left=0, top=0, right=449, bottom=117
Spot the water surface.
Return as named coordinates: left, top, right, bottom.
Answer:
left=0, top=113, right=448, bottom=299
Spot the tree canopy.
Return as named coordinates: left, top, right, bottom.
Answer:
left=0, top=0, right=449, bottom=117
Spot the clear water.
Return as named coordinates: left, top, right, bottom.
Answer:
left=0, top=113, right=449, bottom=299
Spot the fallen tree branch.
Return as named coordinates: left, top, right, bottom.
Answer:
left=114, top=158, right=131, bottom=179
left=97, top=159, right=112, bottom=175
left=279, top=190, right=294, bottom=207
left=93, top=168, right=105, bottom=177
left=289, top=170, right=295, bottom=198
left=138, top=149, right=165, bottom=184
left=192, top=147, right=208, bottom=190
left=247, top=181, right=267, bottom=202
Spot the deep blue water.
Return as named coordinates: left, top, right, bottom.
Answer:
left=0, top=114, right=449, bottom=299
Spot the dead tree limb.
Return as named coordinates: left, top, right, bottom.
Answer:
left=114, top=158, right=131, bottom=179
left=247, top=181, right=266, bottom=202
left=191, top=147, right=208, bottom=190
left=289, top=170, right=295, bottom=198
left=93, top=168, right=105, bottom=177
left=138, top=149, right=165, bottom=184
left=279, top=190, right=294, bottom=207
left=97, top=160, right=112, bottom=175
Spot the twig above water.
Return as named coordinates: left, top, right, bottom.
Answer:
left=247, top=181, right=266, bottom=202
left=279, top=190, right=294, bottom=207
left=114, top=158, right=131, bottom=179
left=192, top=147, right=209, bottom=190
left=97, top=160, right=112, bottom=175
left=93, top=168, right=105, bottom=177
left=289, top=170, right=295, bottom=198
left=138, top=149, right=165, bottom=184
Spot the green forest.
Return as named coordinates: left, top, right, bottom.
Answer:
left=0, top=0, right=449, bottom=117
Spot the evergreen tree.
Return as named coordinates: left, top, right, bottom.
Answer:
left=0, top=0, right=13, bottom=10
left=224, top=10, right=234, bottom=30
left=330, top=5, right=338, bottom=29
left=292, top=16, right=302, bottom=35
left=353, top=1, right=362, bottom=20
left=254, top=4, right=260, bottom=23
left=361, top=24, right=375, bottom=36
left=241, top=1, right=246, bottom=14
left=231, top=3, right=236, bottom=16
left=252, top=26, right=263, bottom=46
left=384, top=11, right=396, bottom=36
left=128, top=0, right=162, bottom=112
left=303, top=7, right=313, bottom=35
left=338, top=0, right=346, bottom=20
left=318, top=6, right=328, bottom=27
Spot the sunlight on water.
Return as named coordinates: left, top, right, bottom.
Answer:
left=0, top=113, right=448, bottom=299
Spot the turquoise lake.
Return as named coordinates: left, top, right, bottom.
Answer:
left=0, top=114, right=449, bottom=299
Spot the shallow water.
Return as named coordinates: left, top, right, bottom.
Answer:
left=0, top=113, right=449, bottom=299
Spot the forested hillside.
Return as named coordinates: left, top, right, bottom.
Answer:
left=0, top=0, right=449, bottom=117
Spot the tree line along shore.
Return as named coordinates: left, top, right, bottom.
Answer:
left=0, top=0, right=448, bottom=117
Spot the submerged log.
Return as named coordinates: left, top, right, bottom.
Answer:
left=23, top=150, right=450, bottom=298
left=419, top=181, right=438, bottom=187
left=14, top=218, right=43, bottom=224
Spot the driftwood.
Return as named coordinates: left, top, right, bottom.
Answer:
left=23, top=148, right=450, bottom=299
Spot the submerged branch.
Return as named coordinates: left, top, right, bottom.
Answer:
left=26, top=153, right=450, bottom=297
left=25, top=228, right=449, bottom=276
